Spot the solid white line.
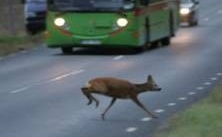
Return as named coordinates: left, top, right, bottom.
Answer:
left=141, top=117, right=152, bottom=122
left=155, top=109, right=165, bottom=113
left=167, top=103, right=176, bottom=107
left=113, top=55, right=124, bottom=60
left=10, top=87, right=29, bottom=94
left=196, top=87, right=204, bottom=90
left=126, top=127, right=137, bottom=132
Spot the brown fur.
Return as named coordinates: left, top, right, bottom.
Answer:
left=81, top=75, right=161, bottom=120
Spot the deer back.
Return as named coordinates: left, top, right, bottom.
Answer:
left=87, top=77, right=137, bottom=98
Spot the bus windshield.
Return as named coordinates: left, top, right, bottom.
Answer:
left=50, top=0, right=135, bottom=11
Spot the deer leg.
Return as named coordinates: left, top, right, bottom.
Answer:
left=130, top=96, right=158, bottom=118
left=81, top=89, right=99, bottom=107
left=101, top=98, right=117, bottom=120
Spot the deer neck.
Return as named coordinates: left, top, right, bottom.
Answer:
left=134, top=83, right=149, bottom=94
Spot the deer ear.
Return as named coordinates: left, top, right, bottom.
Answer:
left=147, top=75, right=153, bottom=82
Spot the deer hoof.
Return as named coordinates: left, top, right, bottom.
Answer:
left=87, top=101, right=92, bottom=106
left=101, top=114, right=105, bottom=121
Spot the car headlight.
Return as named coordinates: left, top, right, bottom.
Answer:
left=116, top=18, right=128, bottom=27
left=180, top=8, right=190, bottom=15
left=54, top=17, right=66, bottom=27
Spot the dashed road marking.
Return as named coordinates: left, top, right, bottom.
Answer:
left=178, top=97, right=187, bottom=101
left=9, top=70, right=84, bottom=94
left=188, top=92, right=196, bottom=95
left=167, top=103, right=176, bottom=107
left=204, top=82, right=212, bottom=86
left=141, top=117, right=152, bottom=122
left=10, top=86, right=29, bottom=94
left=49, top=70, right=84, bottom=82
left=216, top=73, right=222, bottom=76
left=196, top=87, right=204, bottom=90
left=210, top=77, right=217, bottom=81
left=113, top=55, right=124, bottom=60
left=155, top=109, right=165, bottom=113
left=126, top=127, right=137, bottom=132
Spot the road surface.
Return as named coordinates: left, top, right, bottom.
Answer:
left=0, top=0, right=222, bottom=136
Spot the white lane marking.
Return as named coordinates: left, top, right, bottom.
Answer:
left=188, top=92, right=196, bottom=95
left=216, top=73, right=222, bottom=76
left=50, top=70, right=84, bottom=82
left=141, top=117, right=152, bottom=122
left=10, top=87, right=29, bottom=94
left=10, top=70, right=84, bottom=94
left=113, top=55, right=124, bottom=60
left=210, top=77, right=217, bottom=81
left=196, top=87, right=204, bottom=90
left=126, top=127, right=137, bottom=132
left=178, top=97, right=187, bottom=101
left=155, top=109, right=165, bottom=113
left=167, top=103, right=176, bottom=107
left=204, top=82, right=212, bottom=86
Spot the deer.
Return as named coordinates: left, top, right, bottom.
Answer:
left=81, top=75, right=161, bottom=120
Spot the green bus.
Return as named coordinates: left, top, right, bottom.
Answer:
left=46, top=0, right=180, bottom=53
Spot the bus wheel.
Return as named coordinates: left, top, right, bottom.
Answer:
left=61, top=47, right=73, bottom=54
left=161, top=37, right=170, bottom=46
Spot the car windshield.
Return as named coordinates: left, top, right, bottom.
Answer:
left=51, top=0, right=135, bottom=11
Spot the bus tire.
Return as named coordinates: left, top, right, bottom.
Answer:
left=161, top=37, right=170, bottom=46
left=133, top=45, right=147, bottom=53
left=61, top=47, right=73, bottom=54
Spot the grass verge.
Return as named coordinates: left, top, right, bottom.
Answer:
left=154, top=84, right=222, bottom=137
left=0, top=34, right=43, bottom=57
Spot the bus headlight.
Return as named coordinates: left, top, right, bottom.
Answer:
left=180, top=8, right=190, bottom=15
left=116, top=18, right=128, bottom=27
left=54, top=17, right=66, bottom=27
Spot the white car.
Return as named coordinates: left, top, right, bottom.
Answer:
left=180, top=0, right=199, bottom=26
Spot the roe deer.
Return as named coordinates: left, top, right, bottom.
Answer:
left=81, top=75, right=161, bottom=120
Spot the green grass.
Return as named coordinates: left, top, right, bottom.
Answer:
left=154, top=85, right=222, bottom=137
left=0, top=34, right=43, bottom=56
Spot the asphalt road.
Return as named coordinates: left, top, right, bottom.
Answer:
left=0, top=0, right=222, bottom=137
